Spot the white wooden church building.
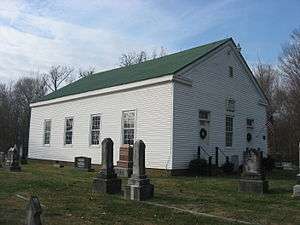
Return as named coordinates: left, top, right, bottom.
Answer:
left=29, top=38, right=268, bottom=172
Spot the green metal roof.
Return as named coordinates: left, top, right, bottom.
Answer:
left=40, top=38, right=231, bottom=102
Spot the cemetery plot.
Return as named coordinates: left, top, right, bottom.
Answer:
left=0, top=161, right=299, bottom=225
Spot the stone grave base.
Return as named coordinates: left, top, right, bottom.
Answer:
left=75, top=167, right=94, bottom=172
left=293, top=185, right=300, bottom=198
left=239, top=179, right=268, bottom=194
left=92, top=177, right=121, bottom=194
left=124, top=177, right=154, bottom=201
left=20, top=159, right=28, bottom=164
left=124, top=184, right=154, bottom=201
left=115, top=167, right=132, bottom=178
left=6, top=166, right=21, bottom=172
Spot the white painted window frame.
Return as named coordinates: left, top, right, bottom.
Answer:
left=43, top=119, right=51, bottom=146
left=64, top=117, right=74, bottom=147
left=90, top=114, right=101, bottom=147
left=121, top=109, right=137, bottom=146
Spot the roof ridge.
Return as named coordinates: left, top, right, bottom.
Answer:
left=37, top=37, right=233, bottom=103
left=91, top=37, right=232, bottom=78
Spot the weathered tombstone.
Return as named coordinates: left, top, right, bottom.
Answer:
left=53, top=161, right=64, bottom=168
left=230, top=155, right=239, bottom=172
left=92, top=138, right=121, bottom=194
left=115, top=144, right=133, bottom=177
left=25, top=196, right=42, bottom=225
left=0, top=151, right=5, bottom=168
left=4, top=145, right=21, bottom=172
left=238, top=148, right=268, bottom=194
left=19, top=145, right=28, bottom=164
left=293, top=142, right=300, bottom=198
left=124, top=140, right=154, bottom=201
left=74, top=156, right=92, bottom=171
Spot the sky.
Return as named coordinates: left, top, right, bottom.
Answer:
left=0, top=0, right=299, bottom=82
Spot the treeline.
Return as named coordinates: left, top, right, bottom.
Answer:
left=0, top=67, right=94, bottom=158
left=253, top=28, right=300, bottom=163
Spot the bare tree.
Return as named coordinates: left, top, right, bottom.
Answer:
left=253, top=62, right=281, bottom=114
left=78, top=67, right=95, bottom=78
left=0, top=77, right=47, bottom=159
left=43, top=65, right=74, bottom=92
left=277, top=28, right=300, bottom=162
left=119, top=47, right=167, bottom=67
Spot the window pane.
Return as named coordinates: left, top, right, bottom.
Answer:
left=91, top=130, right=100, bottom=145
left=225, top=116, right=233, bottom=147
left=122, top=111, right=135, bottom=145
left=65, top=118, right=73, bottom=145
left=90, top=115, right=100, bottom=145
left=92, top=116, right=100, bottom=130
left=66, top=118, right=73, bottom=131
left=44, top=120, right=51, bottom=145
left=65, top=131, right=72, bottom=144
left=44, top=132, right=50, bottom=145
left=124, top=129, right=134, bottom=145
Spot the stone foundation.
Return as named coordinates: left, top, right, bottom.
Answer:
left=293, top=185, right=300, bottom=198
left=238, top=179, right=268, bottom=194
left=115, top=167, right=132, bottom=178
left=124, top=177, right=154, bottom=201
left=92, top=177, right=121, bottom=194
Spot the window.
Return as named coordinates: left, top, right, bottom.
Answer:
left=122, top=110, right=135, bottom=145
left=229, top=66, right=233, bottom=77
left=199, top=110, right=210, bottom=126
left=43, top=120, right=51, bottom=145
left=199, top=110, right=210, bottom=121
left=247, top=118, right=254, bottom=128
left=225, top=116, right=233, bottom=147
left=226, top=98, right=235, bottom=112
left=90, top=115, right=101, bottom=145
left=64, top=118, right=73, bottom=145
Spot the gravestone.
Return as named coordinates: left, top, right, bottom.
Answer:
left=74, top=156, right=92, bottom=171
left=19, top=145, right=28, bottom=164
left=4, top=145, right=21, bottom=172
left=92, top=138, right=121, bottom=194
left=239, top=148, right=268, bottom=194
left=230, top=155, right=239, bottom=172
left=115, top=144, right=133, bottom=177
left=0, top=151, right=5, bottom=168
left=124, top=140, right=154, bottom=201
left=25, top=196, right=42, bottom=225
left=53, top=161, right=64, bottom=168
left=293, top=142, right=300, bottom=198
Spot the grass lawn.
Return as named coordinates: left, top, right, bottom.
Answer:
left=0, top=161, right=299, bottom=225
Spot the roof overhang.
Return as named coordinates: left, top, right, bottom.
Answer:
left=30, top=74, right=178, bottom=108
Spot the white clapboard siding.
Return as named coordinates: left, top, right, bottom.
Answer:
left=172, top=42, right=267, bottom=169
left=29, top=82, right=173, bottom=169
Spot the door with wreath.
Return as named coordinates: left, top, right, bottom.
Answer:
left=199, top=110, right=210, bottom=148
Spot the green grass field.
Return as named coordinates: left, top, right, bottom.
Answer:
left=0, top=161, right=299, bottom=225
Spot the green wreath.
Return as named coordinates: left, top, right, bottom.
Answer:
left=247, top=133, right=252, bottom=142
left=200, top=128, right=207, bottom=139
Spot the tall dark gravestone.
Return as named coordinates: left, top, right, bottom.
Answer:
left=124, top=140, right=154, bottom=201
left=25, top=196, right=43, bottom=225
left=92, top=138, right=121, bottom=194
left=0, top=152, right=5, bottom=168
left=239, top=148, right=268, bottom=194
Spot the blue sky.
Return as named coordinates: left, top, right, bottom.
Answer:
left=0, top=0, right=299, bottom=82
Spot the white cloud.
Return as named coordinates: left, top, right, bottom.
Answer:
left=0, top=0, right=238, bottom=82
